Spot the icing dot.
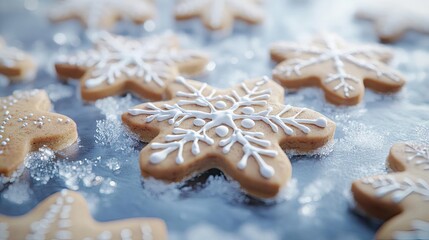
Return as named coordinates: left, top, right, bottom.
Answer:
left=193, top=118, right=205, bottom=127
left=98, top=231, right=112, bottom=240
left=241, top=119, right=255, bottom=129
left=214, top=101, right=227, bottom=109
left=121, top=229, right=132, bottom=238
left=241, top=107, right=254, bottom=115
left=215, top=126, right=229, bottom=137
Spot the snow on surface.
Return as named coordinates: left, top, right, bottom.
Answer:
left=0, top=0, right=429, bottom=239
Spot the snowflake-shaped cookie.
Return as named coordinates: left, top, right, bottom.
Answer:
left=48, top=0, right=155, bottom=30
left=122, top=76, right=335, bottom=198
left=0, top=90, right=77, bottom=184
left=0, top=189, right=167, bottom=239
left=356, top=0, right=429, bottom=43
left=270, top=34, right=406, bottom=105
left=352, top=143, right=429, bottom=240
left=175, top=0, right=265, bottom=31
left=0, top=38, right=36, bottom=82
left=55, top=32, right=209, bottom=101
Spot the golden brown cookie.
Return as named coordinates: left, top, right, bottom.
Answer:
left=48, top=0, right=156, bottom=30
left=122, top=76, right=335, bottom=198
left=175, top=0, right=265, bottom=31
left=356, top=0, right=429, bottom=43
left=0, top=189, right=168, bottom=239
left=271, top=34, right=406, bottom=106
left=0, top=38, right=36, bottom=82
left=0, top=90, right=78, bottom=179
left=352, top=143, right=429, bottom=240
left=55, top=32, right=209, bottom=101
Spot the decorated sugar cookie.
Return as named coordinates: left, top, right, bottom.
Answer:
left=352, top=143, right=429, bottom=240
left=0, top=90, right=77, bottom=181
left=270, top=34, right=406, bottom=105
left=356, top=0, right=429, bottom=43
left=48, top=0, right=156, bottom=30
left=175, top=0, right=265, bottom=31
left=0, top=189, right=168, bottom=239
left=0, top=38, right=36, bottom=82
left=55, top=32, right=209, bottom=101
left=122, top=76, right=335, bottom=198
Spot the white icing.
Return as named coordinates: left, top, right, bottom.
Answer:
left=241, top=118, right=255, bottom=129
left=241, top=106, right=254, bottom=115
left=215, top=125, right=229, bottom=137
left=273, top=34, right=401, bottom=98
left=128, top=76, right=328, bottom=179
left=57, top=32, right=207, bottom=90
left=193, top=118, right=205, bottom=127
left=120, top=229, right=132, bottom=240
left=49, top=0, right=155, bottom=29
left=0, top=222, right=9, bottom=240
left=0, top=43, right=25, bottom=68
left=358, top=0, right=429, bottom=37
left=394, top=220, right=429, bottom=240
left=405, top=143, right=429, bottom=170
left=0, top=190, right=156, bottom=240
left=362, top=176, right=429, bottom=203
left=141, top=224, right=153, bottom=240
left=175, top=0, right=264, bottom=29
left=214, top=100, right=227, bottom=109
left=0, top=90, right=72, bottom=184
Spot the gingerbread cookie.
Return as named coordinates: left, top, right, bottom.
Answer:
left=356, top=0, right=429, bottom=43
left=175, top=0, right=265, bottom=31
left=122, top=76, right=335, bottom=198
left=0, top=189, right=167, bottom=239
left=352, top=143, right=429, bottom=240
left=270, top=34, right=406, bottom=105
left=0, top=90, right=78, bottom=179
left=55, top=32, right=209, bottom=101
left=48, top=0, right=156, bottom=30
left=0, top=38, right=36, bottom=82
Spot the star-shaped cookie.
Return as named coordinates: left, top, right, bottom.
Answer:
left=0, top=37, right=36, bottom=82
left=48, top=0, right=156, bottom=30
left=270, top=34, right=406, bottom=105
left=352, top=143, right=429, bottom=240
left=55, top=32, right=209, bottom=101
left=356, top=0, right=429, bottom=43
left=175, top=0, right=265, bottom=31
left=122, top=76, right=335, bottom=198
left=0, top=189, right=168, bottom=239
left=0, top=90, right=78, bottom=180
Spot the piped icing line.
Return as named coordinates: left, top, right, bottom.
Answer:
left=175, top=0, right=264, bottom=30
left=362, top=175, right=429, bottom=203
left=405, top=143, right=429, bottom=170
left=49, top=0, right=155, bottom=30
left=0, top=190, right=161, bottom=240
left=272, top=34, right=401, bottom=98
left=394, top=220, right=429, bottom=240
left=0, top=44, right=25, bottom=68
left=56, top=32, right=207, bottom=89
left=128, top=76, right=328, bottom=179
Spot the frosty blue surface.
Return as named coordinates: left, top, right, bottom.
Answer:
left=0, top=0, right=429, bottom=239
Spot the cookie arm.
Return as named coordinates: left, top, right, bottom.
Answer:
left=376, top=211, right=429, bottom=240
left=173, top=50, right=209, bottom=76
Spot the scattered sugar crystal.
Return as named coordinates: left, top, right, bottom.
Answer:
left=105, top=158, right=121, bottom=174
left=24, top=147, right=57, bottom=184
left=2, top=180, right=33, bottom=204
left=99, top=178, right=117, bottom=195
